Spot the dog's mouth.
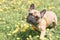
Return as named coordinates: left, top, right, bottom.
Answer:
left=27, top=19, right=38, bottom=25
left=26, top=15, right=39, bottom=25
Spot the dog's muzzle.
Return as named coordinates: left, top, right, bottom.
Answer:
left=26, top=15, right=38, bottom=25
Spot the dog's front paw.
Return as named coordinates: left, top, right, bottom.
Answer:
left=40, top=37, right=44, bottom=40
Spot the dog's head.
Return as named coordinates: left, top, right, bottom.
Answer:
left=27, top=4, right=46, bottom=25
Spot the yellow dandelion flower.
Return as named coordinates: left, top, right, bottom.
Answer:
left=44, top=38, right=47, bottom=40
left=4, top=7, right=9, bottom=10
left=27, top=0, right=33, bottom=4
left=24, top=26, right=28, bottom=30
left=40, top=38, right=44, bottom=40
left=34, top=1, right=39, bottom=7
left=12, top=25, right=19, bottom=34
left=56, top=36, right=59, bottom=38
left=10, top=31, right=12, bottom=33
left=17, top=1, right=21, bottom=5
left=36, top=35, right=39, bottom=37
left=0, top=18, right=2, bottom=20
left=16, top=37, right=20, bottom=40
left=7, top=26, right=10, bottom=29
left=26, top=37, right=29, bottom=40
left=58, top=0, right=60, bottom=2
left=48, top=6, right=55, bottom=9
left=15, top=25, right=19, bottom=28
left=21, top=24, right=29, bottom=32
left=24, top=24, right=28, bottom=29
left=25, top=16, right=27, bottom=19
left=12, top=27, right=19, bottom=34
left=2, top=18, right=5, bottom=20
left=41, top=1, right=44, bottom=5
left=47, top=29, right=49, bottom=31
left=14, top=8, right=18, bottom=11
left=49, top=38, right=52, bottom=40
left=0, top=0, right=5, bottom=4
left=14, top=6, right=19, bottom=11
left=13, top=0, right=15, bottom=2
left=0, top=18, right=5, bottom=20
left=49, top=33, right=52, bottom=36
left=24, top=24, right=29, bottom=28
left=57, top=6, right=60, bottom=10
left=29, top=35, right=31, bottom=37
left=10, top=0, right=16, bottom=4
left=10, top=0, right=15, bottom=3
left=8, top=16, right=10, bottom=18
left=24, top=8, right=27, bottom=11
left=21, top=29, right=25, bottom=32
left=14, top=20, right=17, bottom=22
left=3, top=22, right=6, bottom=24
left=7, top=33, right=12, bottom=36
left=18, top=22, right=20, bottom=25
left=0, top=9, right=3, bottom=12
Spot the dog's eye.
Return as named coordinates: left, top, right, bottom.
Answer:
left=35, top=16, right=39, bottom=20
left=29, top=13, right=33, bottom=15
left=35, top=16, right=39, bottom=18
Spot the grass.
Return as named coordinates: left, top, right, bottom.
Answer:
left=0, top=0, right=60, bottom=40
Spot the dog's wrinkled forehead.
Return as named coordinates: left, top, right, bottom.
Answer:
left=29, top=10, right=41, bottom=17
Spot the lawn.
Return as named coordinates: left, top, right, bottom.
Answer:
left=0, top=0, right=60, bottom=40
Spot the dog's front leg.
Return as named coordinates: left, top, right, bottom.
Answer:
left=39, top=26, right=46, bottom=40
left=40, top=29, right=46, bottom=40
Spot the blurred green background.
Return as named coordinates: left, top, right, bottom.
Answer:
left=0, top=0, right=60, bottom=40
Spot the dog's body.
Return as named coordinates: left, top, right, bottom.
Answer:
left=39, top=11, right=57, bottom=27
left=43, top=11, right=57, bottom=26
left=26, top=4, right=57, bottom=40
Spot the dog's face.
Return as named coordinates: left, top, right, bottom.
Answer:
left=27, top=10, right=40, bottom=25
left=27, top=4, right=46, bottom=25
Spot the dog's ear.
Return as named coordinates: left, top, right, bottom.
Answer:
left=29, top=4, right=35, bottom=10
left=40, top=9, right=46, bottom=18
